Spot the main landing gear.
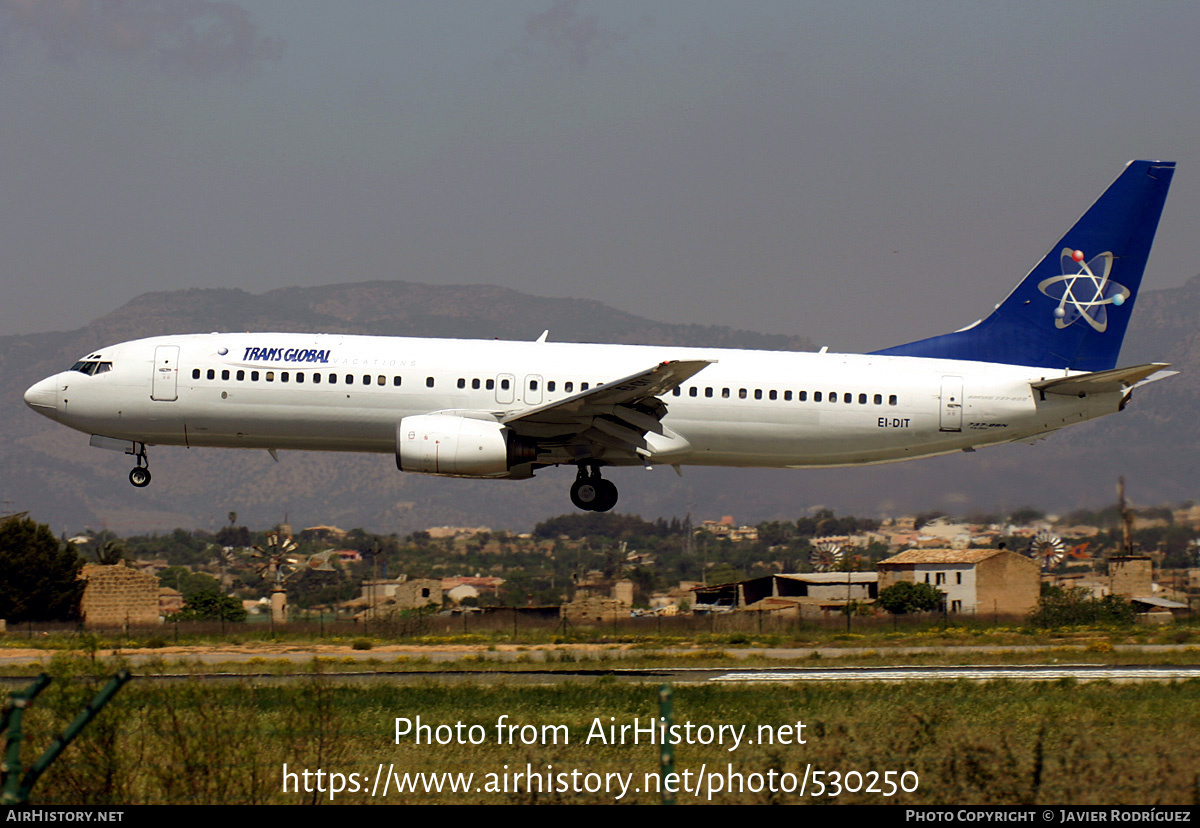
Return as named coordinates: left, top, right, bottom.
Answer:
left=128, top=443, right=151, bottom=488
left=569, top=463, right=618, bottom=512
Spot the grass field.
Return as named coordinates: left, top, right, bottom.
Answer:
left=10, top=651, right=1200, bottom=806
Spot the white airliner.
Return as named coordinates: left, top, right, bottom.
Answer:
left=24, top=161, right=1176, bottom=512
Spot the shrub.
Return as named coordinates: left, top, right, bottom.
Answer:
left=877, top=581, right=944, bottom=615
left=1027, top=585, right=1136, bottom=628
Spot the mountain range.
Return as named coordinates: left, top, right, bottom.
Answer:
left=4, top=277, right=1197, bottom=535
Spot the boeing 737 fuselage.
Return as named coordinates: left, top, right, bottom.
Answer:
left=24, top=161, right=1177, bottom=512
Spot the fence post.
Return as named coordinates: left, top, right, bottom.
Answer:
left=658, top=684, right=676, bottom=806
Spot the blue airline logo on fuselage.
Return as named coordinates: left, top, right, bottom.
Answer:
left=242, top=347, right=331, bottom=363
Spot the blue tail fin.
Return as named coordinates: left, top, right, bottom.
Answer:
left=872, top=160, right=1175, bottom=372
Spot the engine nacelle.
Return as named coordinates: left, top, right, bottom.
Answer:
left=396, top=413, right=534, bottom=478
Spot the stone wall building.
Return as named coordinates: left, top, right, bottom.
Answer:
left=1109, top=556, right=1153, bottom=599
left=561, top=579, right=635, bottom=624
left=351, top=576, right=443, bottom=620
left=80, top=563, right=161, bottom=628
left=877, top=548, right=1039, bottom=616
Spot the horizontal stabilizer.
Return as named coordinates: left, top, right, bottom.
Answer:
left=1031, top=363, right=1171, bottom=396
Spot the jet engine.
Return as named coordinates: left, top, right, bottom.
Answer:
left=396, top=413, right=535, bottom=478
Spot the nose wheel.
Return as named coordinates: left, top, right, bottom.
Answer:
left=128, top=444, right=151, bottom=488
left=569, top=464, right=618, bottom=512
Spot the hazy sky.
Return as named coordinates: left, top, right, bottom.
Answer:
left=2, top=1, right=1198, bottom=352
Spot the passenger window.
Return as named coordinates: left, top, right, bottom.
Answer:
left=755, top=389, right=764, bottom=400
left=798, top=391, right=806, bottom=401
left=377, top=375, right=385, bottom=386
left=500, top=378, right=509, bottom=390
left=251, top=371, right=260, bottom=381
left=457, top=378, right=465, bottom=389
left=236, top=370, right=245, bottom=381
left=426, top=377, right=434, bottom=388
left=829, top=391, right=837, bottom=403
left=192, top=369, right=201, bottom=379
left=296, top=373, right=304, bottom=383
left=564, top=382, right=573, bottom=392
left=784, top=390, right=792, bottom=401
left=814, top=392, right=822, bottom=402
left=581, top=382, right=589, bottom=391
left=722, top=388, right=730, bottom=398
left=281, top=372, right=289, bottom=382
left=689, top=387, right=698, bottom=397
left=206, top=369, right=215, bottom=380
left=547, top=381, right=556, bottom=392
left=858, top=393, right=866, bottom=404
left=266, top=372, right=275, bottom=382
left=312, top=373, right=320, bottom=384
left=705, top=387, right=713, bottom=398
left=768, top=390, right=776, bottom=400
left=738, top=389, right=747, bottom=399
left=329, top=374, right=337, bottom=384
left=672, top=388, right=681, bottom=396
left=874, top=394, right=882, bottom=405
left=345, top=374, right=353, bottom=384
left=530, top=380, right=538, bottom=391
left=844, top=393, right=852, bottom=404
left=362, top=375, right=370, bottom=385
left=393, top=376, right=401, bottom=386
left=222, top=369, right=230, bottom=381
left=889, top=394, right=898, bottom=405
left=487, top=379, right=495, bottom=390
left=472, top=379, right=481, bottom=390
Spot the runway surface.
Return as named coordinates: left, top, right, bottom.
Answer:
left=3, top=662, right=1199, bottom=687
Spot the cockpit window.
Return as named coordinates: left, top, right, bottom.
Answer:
left=70, top=361, right=113, bottom=376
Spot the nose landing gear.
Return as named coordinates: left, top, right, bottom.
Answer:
left=128, top=443, right=151, bottom=488
left=569, top=463, right=618, bottom=512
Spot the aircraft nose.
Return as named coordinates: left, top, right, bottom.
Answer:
left=24, top=376, right=58, bottom=421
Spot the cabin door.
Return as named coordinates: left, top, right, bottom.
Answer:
left=939, top=375, right=963, bottom=432
left=151, top=345, right=180, bottom=402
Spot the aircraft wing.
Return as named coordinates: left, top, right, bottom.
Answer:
left=501, top=359, right=713, bottom=461
left=1032, top=363, right=1172, bottom=396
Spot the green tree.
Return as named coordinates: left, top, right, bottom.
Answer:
left=158, top=567, right=221, bottom=600
left=877, top=581, right=944, bottom=614
left=1027, top=584, right=1136, bottom=628
left=95, top=540, right=127, bottom=565
left=170, top=590, right=247, bottom=622
left=0, top=515, right=86, bottom=622
left=706, top=563, right=746, bottom=585
left=1008, top=506, right=1046, bottom=526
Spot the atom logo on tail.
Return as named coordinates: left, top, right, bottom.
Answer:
left=1037, top=248, right=1129, bottom=332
